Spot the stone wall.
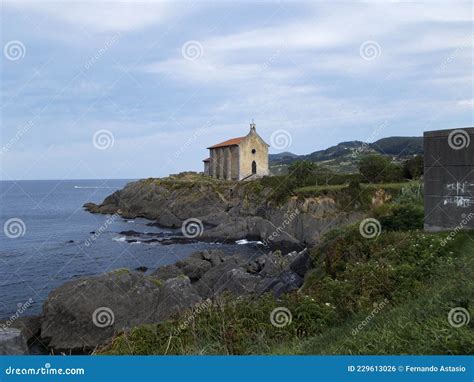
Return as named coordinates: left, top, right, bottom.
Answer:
left=238, top=133, right=269, bottom=179
left=424, top=127, right=474, bottom=231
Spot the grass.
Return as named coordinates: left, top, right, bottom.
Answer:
left=98, top=220, right=473, bottom=355
left=295, top=181, right=417, bottom=194
left=295, top=184, right=348, bottom=193
left=361, top=181, right=414, bottom=190
left=294, top=232, right=474, bottom=354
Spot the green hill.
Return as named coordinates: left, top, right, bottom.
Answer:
left=269, top=136, right=423, bottom=174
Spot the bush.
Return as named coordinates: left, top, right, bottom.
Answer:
left=403, top=155, right=424, bottom=179
left=395, top=182, right=423, bottom=204
left=377, top=203, right=424, bottom=231
left=358, top=154, right=404, bottom=183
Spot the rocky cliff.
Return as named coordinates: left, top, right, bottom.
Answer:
left=39, top=248, right=311, bottom=352
left=84, top=174, right=365, bottom=246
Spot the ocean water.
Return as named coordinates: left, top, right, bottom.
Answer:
left=0, top=179, right=258, bottom=320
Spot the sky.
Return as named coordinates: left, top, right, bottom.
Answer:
left=0, top=0, right=472, bottom=180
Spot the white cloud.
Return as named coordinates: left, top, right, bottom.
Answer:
left=4, top=0, right=178, bottom=32
left=457, top=99, right=474, bottom=109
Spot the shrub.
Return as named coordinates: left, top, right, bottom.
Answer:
left=378, top=203, right=424, bottom=231
left=358, top=154, right=404, bottom=183
left=403, top=155, right=424, bottom=179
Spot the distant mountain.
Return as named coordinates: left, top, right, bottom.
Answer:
left=370, top=136, right=423, bottom=156
left=269, top=136, right=423, bottom=173
left=269, top=151, right=299, bottom=162
left=304, top=141, right=366, bottom=162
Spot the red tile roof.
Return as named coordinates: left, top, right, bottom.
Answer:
left=207, top=136, right=245, bottom=149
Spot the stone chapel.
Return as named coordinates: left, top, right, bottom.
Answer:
left=203, top=122, right=269, bottom=180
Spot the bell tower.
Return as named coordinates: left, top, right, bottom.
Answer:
left=249, top=120, right=256, bottom=134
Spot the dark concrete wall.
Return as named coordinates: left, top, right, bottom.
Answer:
left=424, top=127, right=474, bottom=231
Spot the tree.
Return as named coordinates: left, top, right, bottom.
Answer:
left=403, top=155, right=424, bottom=179
left=358, top=154, right=402, bottom=183
left=288, top=160, right=317, bottom=187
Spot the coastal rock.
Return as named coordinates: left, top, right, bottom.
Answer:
left=38, top=247, right=312, bottom=352
left=176, top=253, right=212, bottom=282
left=83, top=177, right=365, bottom=246
left=155, top=276, right=201, bottom=320
left=194, top=257, right=247, bottom=298
left=40, top=270, right=200, bottom=352
left=288, top=249, right=312, bottom=278
left=151, top=264, right=183, bottom=280
left=214, top=267, right=261, bottom=296
left=2, top=316, right=42, bottom=343
left=0, top=328, right=29, bottom=355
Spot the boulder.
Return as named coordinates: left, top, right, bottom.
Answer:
left=151, top=264, right=183, bottom=280
left=1, top=315, right=41, bottom=343
left=214, top=267, right=261, bottom=296
left=201, top=250, right=225, bottom=266
left=194, top=257, right=246, bottom=298
left=288, top=249, right=312, bottom=277
left=0, top=328, right=28, bottom=355
left=155, top=276, right=201, bottom=320
left=176, top=254, right=212, bottom=282
left=40, top=270, right=199, bottom=352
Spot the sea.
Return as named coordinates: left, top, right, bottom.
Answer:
left=0, top=179, right=259, bottom=320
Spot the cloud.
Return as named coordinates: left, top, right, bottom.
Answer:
left=1, top=1, right=472, bottom=179
left=3, top=0, right=178, bottom=32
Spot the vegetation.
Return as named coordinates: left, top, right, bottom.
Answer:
left=403, top=155, right=424, bottom=179
left=358, top=154, right=403, bottom=183
left=103, top=162, right=472, bottom=356
left=99, top=202, right=472, bottom=355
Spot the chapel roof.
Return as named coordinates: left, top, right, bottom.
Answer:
left=207, top=136, right=246, bottom=149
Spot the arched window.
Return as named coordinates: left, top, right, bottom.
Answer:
left=251, top=149, right=256, bottom=154
left=252, top=161, right=257, bottom=174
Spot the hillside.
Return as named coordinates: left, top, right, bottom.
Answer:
left=269, top=136, right=423, bottom=174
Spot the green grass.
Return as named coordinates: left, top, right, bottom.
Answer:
left=294, top=232, right=474, bottom=354
left=99, top=224, right=473, bottom=356
left=361, top=182, right=414, bottom=190
left=295, top=181, right=417, bottom=194
left=295, top=184, right=348, bottom=193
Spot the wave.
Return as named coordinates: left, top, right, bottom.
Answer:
left=112, top=236, right=127, bottom=242
left=235, top=239, right=263, bottom=245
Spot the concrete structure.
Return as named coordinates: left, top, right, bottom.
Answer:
left=203, top=122, right=269, bottom=180
left=424, top=127, right=474, bottom=231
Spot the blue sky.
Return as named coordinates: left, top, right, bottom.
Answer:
left=1, top=1, right=472, bottom=180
